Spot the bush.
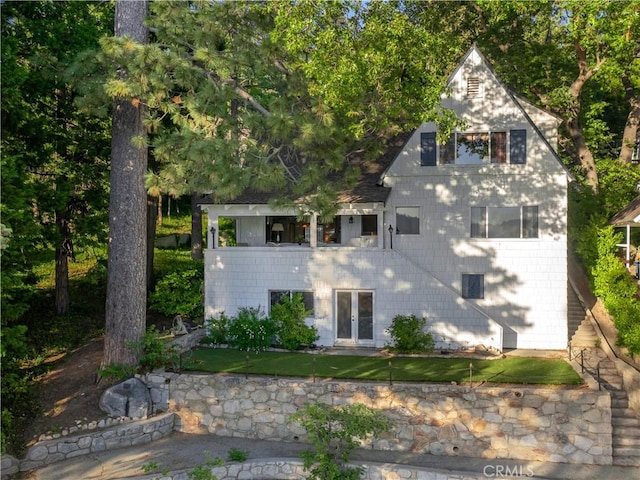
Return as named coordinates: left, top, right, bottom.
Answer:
left=385, top=314, right=434, bottom=353
left=149, top=261, right=204, bottom=319
left=587, top=225, right=640, bottom=356
left=204, top=312, right=230, bottom=345
left=290, top=402, right=392, bottom=480
left=227, top=307, right=276, bottom=353
left=270, top=293, right=318, bottom=350
left=128, top=326, right=181, bottom=372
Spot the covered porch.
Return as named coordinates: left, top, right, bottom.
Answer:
left=203, top=203, right=389, bottom=250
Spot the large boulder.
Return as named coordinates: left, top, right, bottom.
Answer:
left=99, top=378, right=151, bottom=419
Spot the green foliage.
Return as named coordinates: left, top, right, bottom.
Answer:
left=186, top=449, right=224, bottom=480
left=141, top=461, right=159, bottom=473
left=188, top=466, right=218, bottom=480
left=149, top=261, right=204, bottom=318
left=97, top=363, right=138, bottom=382
left=203, top=313, right=230, bottom=345
left=290, top=402, right=392, bottom=480
left=270, top=293, right=318, bottom=350
left=579, top=223, right=640, bottom=355
left=385, top=314, right=434, bottom=353
left=0, top=372, right=39, bottom=456
left=227, top=448, right=249, bottom=462
left=0, top=322, right=37, bottom=455
left=186, top=349, right=582, bottom=384
left=128, top=326, right=180, bottom=372
left=227, top=307, right=276, bottom=353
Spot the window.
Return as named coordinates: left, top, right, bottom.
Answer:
left=432, top=130, right=526, bottom=165
left=269, top=290, right=314, bottom=315
left=462, top=274, right=484, bottom=299
left=420, top=132, right=437, bottom=166
left=361, top=215, right=377, bottom=236
left=510, top=129, right=527, bottom=164
left=471, top=206, right=539, bottom=239
left=396, top=207, right=420, bottom=235
left=318, top=217, right=341, bottom=244
left=457, top=132, right=489, bottom=164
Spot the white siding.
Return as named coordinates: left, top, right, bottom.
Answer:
left=202, top=47, right=570, bottom=351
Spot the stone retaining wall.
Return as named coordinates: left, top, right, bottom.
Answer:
left=1, top=412, right=175, bottom=475
left=133, top=459, right=491, bottom=480
left=147, top=373, right=613, bottom=465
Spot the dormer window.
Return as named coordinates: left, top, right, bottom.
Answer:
left=421, top=129, right=527, bottom=166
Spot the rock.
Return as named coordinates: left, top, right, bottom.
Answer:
left=156, top=235, right=178, bottom=248
left=99, top=378, right=151, bottom=420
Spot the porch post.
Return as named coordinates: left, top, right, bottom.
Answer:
left=310, top=213, right=318, bottom=248
left=208, top=212, right=219, bottom=249
left=377, top=213, right=384, bottom=249
left=626, top=224, right=631, bottom=267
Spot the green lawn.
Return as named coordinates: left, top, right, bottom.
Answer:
left=185, top=348, right=583, bottom=385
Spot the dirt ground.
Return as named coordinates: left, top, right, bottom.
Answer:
left=22, top=337, right=113, bottom=448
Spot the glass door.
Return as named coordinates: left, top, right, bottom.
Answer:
left=335, top=291, right=374, bottom=345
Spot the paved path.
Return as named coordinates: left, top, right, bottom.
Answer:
left=23, top=432, right=638, bottom=480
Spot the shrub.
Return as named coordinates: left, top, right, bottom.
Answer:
left=290, top=402, right=392, bottom=480
left=588, top=225, right=640, bottom=356
left=385, top=314, right=434, bottom=353
left=270, top=293, right=318, bottom=350
left=204, top=312, right=230, bottom=344
left=149, top=261, right=204, bottom=319
left=128, top=326, right=181, bottom=372
left=227, top=307, right=276, bottom=353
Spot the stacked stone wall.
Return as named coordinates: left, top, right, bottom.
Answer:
left=133, top=458, right=500, bottom=480
left=150, top=373, right=612, bottom=465
left=1, top=412, right=175, bottom=475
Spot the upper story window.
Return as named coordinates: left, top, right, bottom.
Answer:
left=471, top=206, right=539, bottom=239
left=396, top=207, right=420, bottom=235
left=421, top=129, right=526, bottom=166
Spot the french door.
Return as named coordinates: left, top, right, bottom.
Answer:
left=336, top=291, right=374, bottom=345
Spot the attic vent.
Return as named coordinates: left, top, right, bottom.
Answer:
left=467, top=77, right=481, bottom=97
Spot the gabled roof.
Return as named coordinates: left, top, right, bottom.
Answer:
left=201, top=45, right=570, bottom=207
left=445, top=45, right=573, bottom=180
left=199, top=132, right=411, bottom=206
left=611, top=195, right=640, bottom=227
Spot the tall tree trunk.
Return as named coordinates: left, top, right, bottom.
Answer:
left=146, top=194, right=158, bottom=290
left=103, top=0, right=148, bottom=368
left=566, top=116, right=599, bottom=191
left=564, top=43, right=601, bottom=193
left=620, top=74, right=639, bottom=164
left=55, top=214, right=72, bottom=316
left=191, top=193, right=203, bottom=260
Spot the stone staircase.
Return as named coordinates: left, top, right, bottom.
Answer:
left=568, top=286, right=598, bottom=348
left=567, top=285, right=640, bottom=466
left=597, top=358, right=640, bottom=466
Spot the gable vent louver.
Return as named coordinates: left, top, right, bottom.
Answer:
left=467, top=77, right=481, bottom=97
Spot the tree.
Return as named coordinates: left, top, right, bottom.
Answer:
left=93, top=1, right=460, bottom=219
left=475, top=0, right=640, bottom=191
left=102, top=0, right=148, bottom=368
left=1, top=1, right=112, bottom=316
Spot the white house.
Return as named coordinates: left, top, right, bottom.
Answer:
left=201, top=46, right=572, bottom=352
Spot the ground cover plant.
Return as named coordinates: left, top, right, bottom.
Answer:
left=186, top=348, right=582, bottom=385
left=290, top=402, right=392, bottom=480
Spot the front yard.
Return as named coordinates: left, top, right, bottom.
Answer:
left=185, top=348, right=583, bottom=385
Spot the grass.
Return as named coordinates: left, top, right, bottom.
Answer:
left=185, top=348, right=583, bottom=385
